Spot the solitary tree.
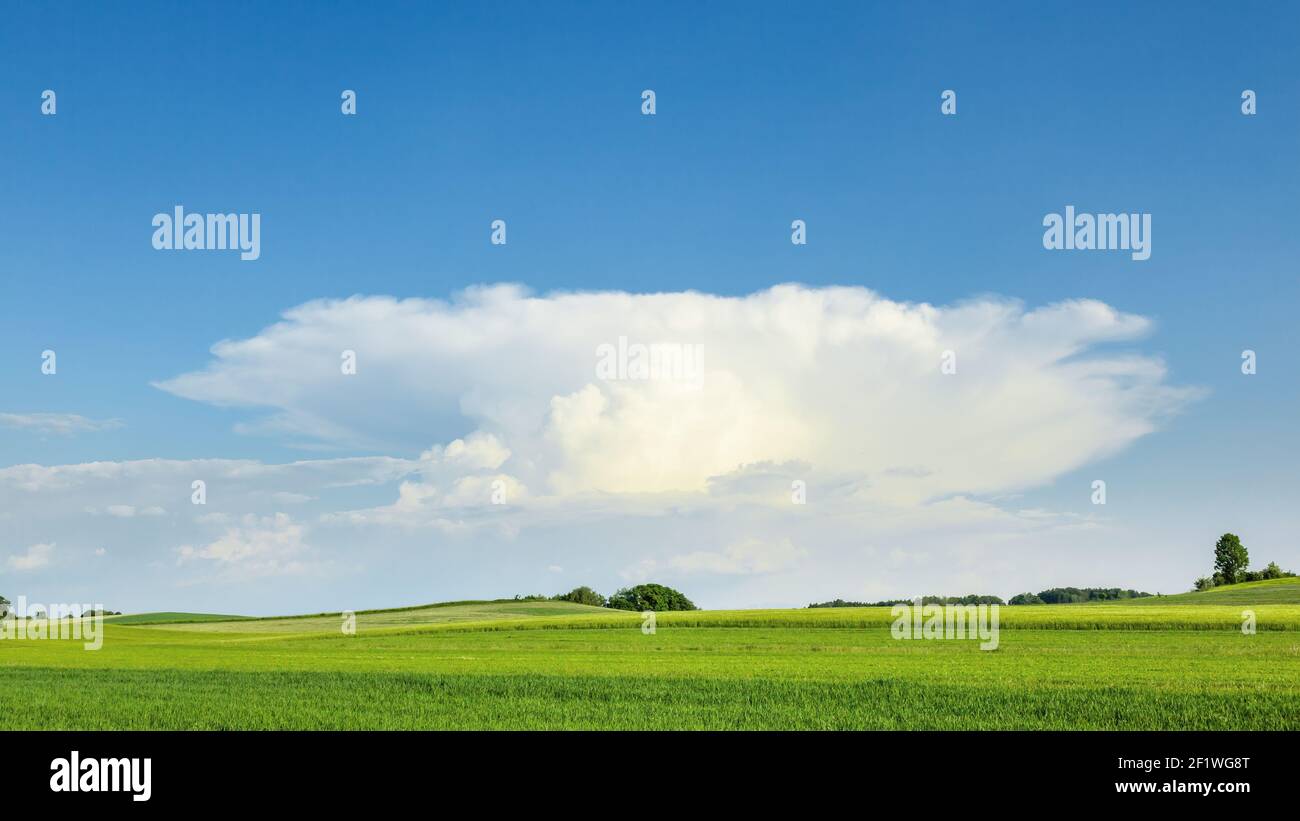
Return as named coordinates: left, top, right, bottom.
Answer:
left=1213, top=533, right=1249, bottom=585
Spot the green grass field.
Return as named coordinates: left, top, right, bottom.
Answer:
left=4, top=580, right=1299, bottom=730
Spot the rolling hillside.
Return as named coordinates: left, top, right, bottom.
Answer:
left=1096, top=576, right=1300, bottom=606
left=104, top=612, right=253, bottom=625
left=4, top=582, right=1300, bottom=730
left=137, top=599, right=613, bottom=634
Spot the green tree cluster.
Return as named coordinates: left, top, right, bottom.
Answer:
left=1194, top=534, right=1294, bottom=590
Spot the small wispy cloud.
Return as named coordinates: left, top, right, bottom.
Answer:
left=7, top=542, right=53, bottom=571
left=667, top=537, right=808, bottom=576
left=84, top=505, right=166, bottom=518
left=0, top=413, right=123, bottom=436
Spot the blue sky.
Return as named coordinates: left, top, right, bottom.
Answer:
left=1, top=2, right=1297, bottom=613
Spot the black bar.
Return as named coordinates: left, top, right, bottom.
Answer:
left=8, top=730, right=1284, bottom=807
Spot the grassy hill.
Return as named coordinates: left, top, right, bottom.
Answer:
left=1095, top=576, right=1300, bottom=606
left=104, top=612, right=252, bottom=625
left=4, top=584, right=1300, bottom=730
left=101, top=579, right=1300, bottom=630
left=124, top=599, right=1300, bottom=635
left=137, top=600, right=612, bottom=634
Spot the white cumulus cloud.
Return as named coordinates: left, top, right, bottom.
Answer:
left=156, top=284, right=1195, bottom=509
left=0, top=285, right=1205, bottom=609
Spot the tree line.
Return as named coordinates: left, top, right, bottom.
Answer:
left=809, top=595, right=1005, bottom=608
left=811, top=533, right=1296, bottom=608
left=1007, top=588, right=1152, bottom=605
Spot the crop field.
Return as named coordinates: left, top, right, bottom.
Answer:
left=3, top=579, right=1299, bottom=730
